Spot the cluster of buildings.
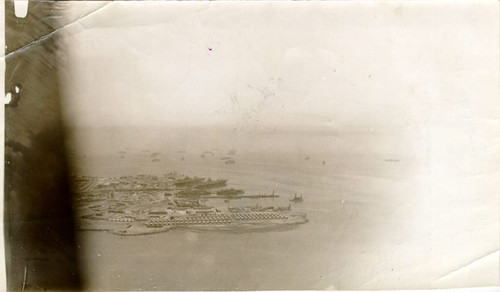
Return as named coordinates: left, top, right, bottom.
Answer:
left=72, top=173, right=244, bottom=225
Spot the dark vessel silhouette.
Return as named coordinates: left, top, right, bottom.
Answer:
left=174, top=176, right=204, bottom=187
left=217, top=188, right=244, bottom=196
left=195, top=178, right=227, bottom=189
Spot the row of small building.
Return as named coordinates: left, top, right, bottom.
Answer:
left=231, top=213, right=287, bottom=220
left=108, top=217, right=135, bottom=222
left=146, top=212, right=288, bottom=228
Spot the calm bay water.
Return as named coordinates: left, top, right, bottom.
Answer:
left=69, top=128, right=431, bottom=290
left=71, top=146, right=426, bottom=290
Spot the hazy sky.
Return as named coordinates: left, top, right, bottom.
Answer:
left=57, top=4, right=499, bottom=287
left=60, top=1, right=497, bottom=134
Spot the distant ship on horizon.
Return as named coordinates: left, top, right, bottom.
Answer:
left=290, top=194, right=303, bottom=202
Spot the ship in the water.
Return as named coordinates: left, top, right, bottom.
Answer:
left=195, top=178, right=227, bottom=189
left=174, top=176, right=204, bottom=187
left=290, top=194, right=303, bottom=202
left=177, top=189, right=210, bottom=197
left=217, top=188, right=244, bottom=196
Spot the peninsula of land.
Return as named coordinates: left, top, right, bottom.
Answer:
left=72, top=172, right=307, bottom=236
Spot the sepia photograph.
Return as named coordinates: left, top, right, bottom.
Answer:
left=3, top=1, right=499, bottom=291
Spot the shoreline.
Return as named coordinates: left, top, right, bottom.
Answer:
left=77, top=212, right=308, bottom=236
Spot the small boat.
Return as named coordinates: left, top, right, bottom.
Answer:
left=290, top=194, right=303, bottom=202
